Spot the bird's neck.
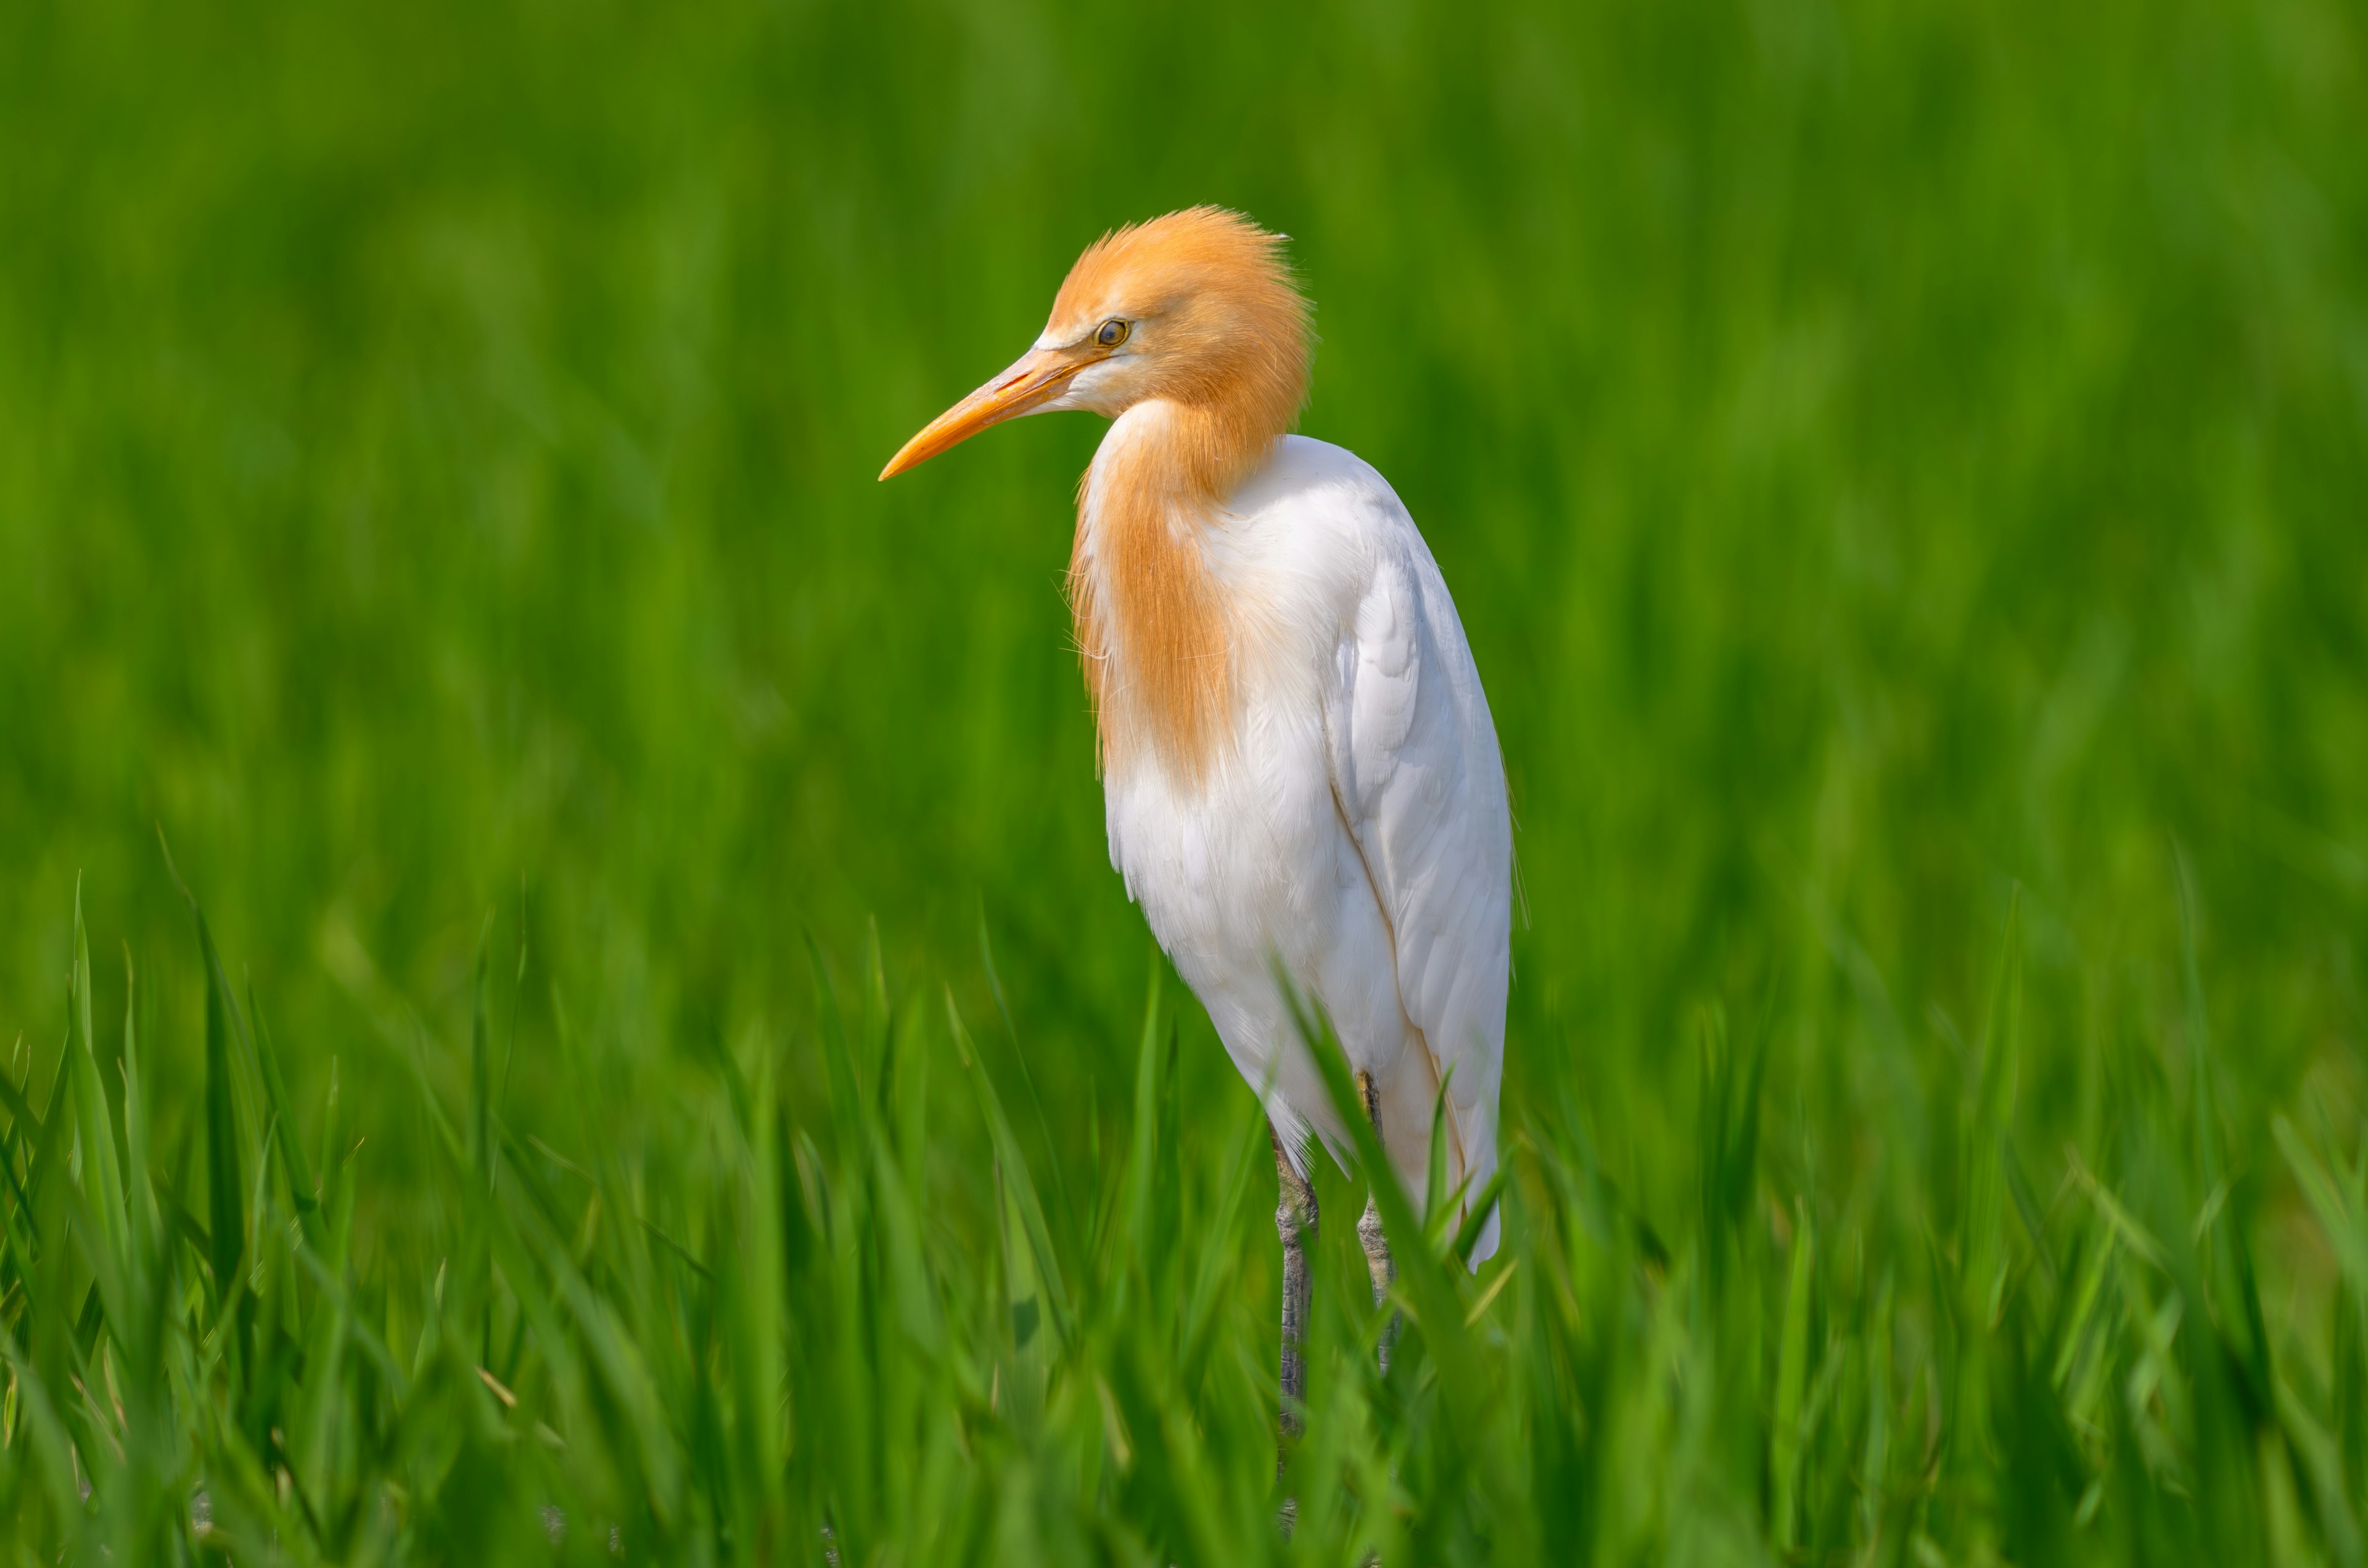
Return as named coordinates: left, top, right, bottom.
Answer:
left=1069, top=398, right=1279, bottom=782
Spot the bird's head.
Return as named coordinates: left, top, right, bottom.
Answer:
left=880, top=207, right=1312, bottom=482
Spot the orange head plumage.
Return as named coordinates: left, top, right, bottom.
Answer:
left=881, top=209, right=1315, bottom=782
left=879, top=207, right=1312, bottom=491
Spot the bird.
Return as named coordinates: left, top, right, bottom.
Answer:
left=879, top=207, right=1510, bottom=1456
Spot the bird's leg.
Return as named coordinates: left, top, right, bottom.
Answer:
left=1354, top=1070, right=1400, bottom=1377
left=1270, top=1121, right=1318, bottom=1477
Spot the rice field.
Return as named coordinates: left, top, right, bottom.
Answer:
left=2, top=0, right=2365, bottom=1561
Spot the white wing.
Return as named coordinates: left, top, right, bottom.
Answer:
left=1325, top=486, right=1511, bottom=1263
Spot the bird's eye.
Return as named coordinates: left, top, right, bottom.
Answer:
left=1095, top=318, right=1131, bottom=349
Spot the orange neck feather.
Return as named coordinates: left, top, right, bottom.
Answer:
left=1053, top=208, right=1312, bottom=781
left=1068, top=404, right=1270, bottom=781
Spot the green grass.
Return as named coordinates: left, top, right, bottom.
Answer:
left=3, top=0, right=2367, bottom=1559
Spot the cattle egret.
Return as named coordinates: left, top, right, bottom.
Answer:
left=881, top=207, right=1510, bottom=1456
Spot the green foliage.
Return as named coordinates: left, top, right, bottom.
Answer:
left=5, top=883, right=2366, bottom=1561
left=2, top=0, right=2366, bottom=1560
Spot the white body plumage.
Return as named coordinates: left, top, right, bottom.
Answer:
left=879, top=207, right=1513, bottom=1270
left=1085, top=417, right=1510, bottom=1262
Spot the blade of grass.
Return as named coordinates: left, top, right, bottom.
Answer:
left=65, top=884, right=129, bottom=1274
left=946, top=990, right=1073, bottom=1347
left=1772, top=1196, right=1815, bottom=1552
left=246, top=985, right=319, bottom=1229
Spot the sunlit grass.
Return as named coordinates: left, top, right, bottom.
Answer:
left=4, top=876, right=2365, bottom=1561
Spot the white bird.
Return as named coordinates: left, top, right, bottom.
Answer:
left=881, top=207, right=1509, bottom=1444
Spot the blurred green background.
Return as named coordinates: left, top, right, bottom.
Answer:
left=2, top=0, right=2366, bottom=1556
left=6, top=0, right=2361, bottom=1217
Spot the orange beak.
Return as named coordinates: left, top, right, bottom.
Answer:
left=878, top=345, right=1089, bottom=480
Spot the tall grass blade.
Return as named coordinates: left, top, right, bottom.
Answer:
left=247, top=985, right=319, bottom=1229
left=1116, top=960, right=1165, bottom=1276
left=198, top=913, right=246, bottom=1307
left=947, top=991, right=1073, bottom=1345
left=472, top=912, right=495, bottom=1191
left=1772, top=1196, right=1815, bottom=1551
left=65, top=885, right=129, bottom=1279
